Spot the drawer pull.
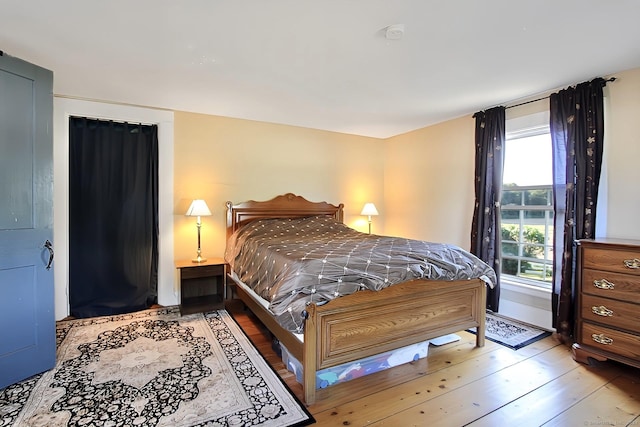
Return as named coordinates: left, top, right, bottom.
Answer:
left=591, top=305, right=614, bottom=317
left=591, top=333, right=613, bottom=345
left=623, top=258, right=640, bottom=269
left=593, top=278, right=615, bottom=290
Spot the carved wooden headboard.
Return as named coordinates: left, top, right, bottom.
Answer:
left=225, top=193, right=344, bottom=240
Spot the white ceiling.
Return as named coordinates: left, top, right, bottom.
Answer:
left=2, top=1, right=640, bottom=138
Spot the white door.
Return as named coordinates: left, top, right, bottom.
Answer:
left=0, top=52, right=55, bottom=389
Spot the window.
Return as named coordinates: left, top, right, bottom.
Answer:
left=501, top=116, right=553, bottom=288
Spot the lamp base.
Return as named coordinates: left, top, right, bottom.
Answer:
left=192, top=256, right=207, bottom=263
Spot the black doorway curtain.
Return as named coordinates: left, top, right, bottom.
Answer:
left=69, top=117, right=159, bottom=318
left=471, top=106, right=505, bottom=312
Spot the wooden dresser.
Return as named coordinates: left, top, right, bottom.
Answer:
left=573, top=239, right=640, bottom=367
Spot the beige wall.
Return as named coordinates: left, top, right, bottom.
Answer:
left=173, top=112, right=385, bottom=261
left=602, top=67, right=640, bottom=239
left=383, top=116, right=476, bottom=248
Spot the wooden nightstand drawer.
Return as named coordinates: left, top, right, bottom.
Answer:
left=582, top=247, right=640, bottom=275
left=581, top=293, right=640, bottom=331
left=580, top=321, right=640, bottom=361
left=582, top=268, right=640, bottom=303
left=180, top=264, right=225, bottom=280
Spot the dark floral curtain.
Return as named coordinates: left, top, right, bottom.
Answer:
left=471, top=106, right=505, bottom=311
left=550, top=77, right=606, bottom=343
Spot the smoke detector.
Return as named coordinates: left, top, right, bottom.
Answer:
left=385, top=24, right=405, bottom=40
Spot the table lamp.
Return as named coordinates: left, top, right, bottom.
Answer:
left=186, top=199, right=212, bottom=262
left=360, top=203, right=379, bottom=234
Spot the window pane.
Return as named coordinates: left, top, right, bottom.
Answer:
left=523, top=243, right=544, bottom=259
left=522, top=224, right=545, bottom=243
left=502, top=242, right=518, bottom=256
left=503, top=134, right=552, bottom=186
left=524, top=210, right=545, bottom=220
left=501, top=210, right=519, bottom=221
left=502, top=189, right=523, bottom=206
left=501, top=224, right=520, bottom=241
left=502, top=258, right=519, bottom=276
left=519, top=261, right=550, bottom=281
left=524, top=189, right=551, bottom=206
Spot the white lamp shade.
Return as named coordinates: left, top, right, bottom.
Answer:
left=186, top=199, right=212, bottom=217
left=360, top=203, right=379, bottom=216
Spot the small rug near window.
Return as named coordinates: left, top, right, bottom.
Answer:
left=1, top=307, right=314, bottom=426
left=468, top=313, right=552, bottom=350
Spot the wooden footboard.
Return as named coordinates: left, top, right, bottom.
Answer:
left=231, top=273, right=486, bottom=405
left=302, top=278, right=486, bottom=404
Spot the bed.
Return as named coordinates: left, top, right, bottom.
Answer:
left=225, top=193, right=494, bottom=405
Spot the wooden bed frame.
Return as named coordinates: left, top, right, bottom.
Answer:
left=225, top=193, right=486, bottom=405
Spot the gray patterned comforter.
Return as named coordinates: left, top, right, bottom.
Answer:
left=225, top=216, right=496, bottom=333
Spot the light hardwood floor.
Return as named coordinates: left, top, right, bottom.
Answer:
left=225, top=299, right=640, bottom=426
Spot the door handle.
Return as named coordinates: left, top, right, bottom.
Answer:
left=44, top=239, right=54, bottom=270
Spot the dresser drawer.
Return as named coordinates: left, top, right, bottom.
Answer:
left=582, top=247, right=640, bottom=275
left=581, top=268, right=640, bottom=303
left=581, top=293, right=640, bottom=331
left=580, top=321, right=640, bottom=361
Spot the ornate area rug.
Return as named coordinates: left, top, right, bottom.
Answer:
left=468, top=313, right=551, bottom=350
left=0, top=307, right=314, bottom=426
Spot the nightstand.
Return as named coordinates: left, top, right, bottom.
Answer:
left=176, top=258, right=227, bottom=315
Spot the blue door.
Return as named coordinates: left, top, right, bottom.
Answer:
left=0, top=52, right=55, bottom=389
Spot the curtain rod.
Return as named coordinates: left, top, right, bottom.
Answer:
left=506, top=77, right=617, bottom=110
left=69, top=115, right=158, bottom=127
